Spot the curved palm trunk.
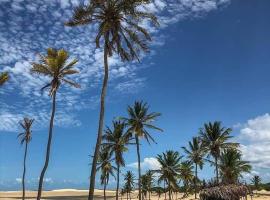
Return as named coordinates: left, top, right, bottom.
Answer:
left=214, top=156, right=219, bottom=184
left=37, top=92, right=56, bottom=200
left=135, top=136, right=142, bottom=200
left=195, top=163, right=197, bottom=199
left=88, top=46, right=109, bottom=200
left=116, top=163, right=120, bottom=200
left=22, top=142, right=28, bottom=200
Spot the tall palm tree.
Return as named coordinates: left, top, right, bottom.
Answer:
left=102, top=121, right=131, bottom=200
left=155, top=150, right=182, bottom=200
left=123, top=101, right=162, bottom=200
left=219, top=149, right=251, bottom=184
left=17, top=117, right=34, bottom=200
left=123, top=171, right=135, bottom=200
left=182, top=137, right=205, bottom=199
left=0, top=72, right=8, bottom=86
left=97, top=147, right=117, bottom=200
left=179, top=161, right=194, bottom=197
left=251, top=175, right=261, bottom=193
left=199, top=121, right=238, bottom=184
left=31, top=48, right=80, bottom=200
left=66, top=2, right=158, bottom=199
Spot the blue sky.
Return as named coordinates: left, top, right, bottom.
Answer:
left=1, top=0, right=270, bottom=191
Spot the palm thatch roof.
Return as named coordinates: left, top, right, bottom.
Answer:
left=200, top=184, right=251, bottom=200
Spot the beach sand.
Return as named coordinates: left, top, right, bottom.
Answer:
left=0, top=189, right=269, bottom=200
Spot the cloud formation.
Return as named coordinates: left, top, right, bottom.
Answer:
left=0, top=0, right=231, bottom=132
left=127, top=157, right=161, bottom=170
left=237, top=113, right=270, bottom=169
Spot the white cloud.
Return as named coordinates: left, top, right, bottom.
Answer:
left=237, top=113, right=270, bottom=169
left=0, top=0, right=231, bottom=132
left=127, top=157, right=161, bottom=170
left=15, top=178, right=22, bottom=183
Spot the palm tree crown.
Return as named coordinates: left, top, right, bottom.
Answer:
left=219, top=148, right=251, bottom=184
left=66, top=0, right=159, bottom=61
left=155, top=150, right=182, bottom=190
left=31, top=48, right=80, bottom=96
left=0, top=72, right=9, bottom=86
left=199, top=121, right=238, bottom=183
left=124, top=101, right=162, bottom=142
left=103, top=120, right=130, bottom=167
left=182, top=137, right=205, bottom=169
left=97, top=147, right=116, bottom=185
left=17, top=118, right=34, bottom=144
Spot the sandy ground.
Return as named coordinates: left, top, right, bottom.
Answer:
left=0, top=189, right=270, bottom=200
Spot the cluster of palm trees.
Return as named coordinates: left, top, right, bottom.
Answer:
left=0, top=0, right=160, bottom=199
left=97, top=101, right=162, bottom=200
left=96, top=121, right=251, bottom=200
left=1, top=1, right=254, bottom=200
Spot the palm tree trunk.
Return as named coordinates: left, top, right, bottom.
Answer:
left=104, top=182, right=107, bottom=200
left=168, top=182, right=171, bottom=200
left=22, top=142, right=28, bottom=200
left=116, top=163, right=120, bottom=200
left=214, top=156, right=219, bottom=184
left=88, top=45, right=109, bottom=200
left=164, top=180, right=166, bottom=200
left=195, top=163, right=197, bottom=199
left=135, top=136, right=142, bottom=200
left=37, top=91, right=56, bottom=200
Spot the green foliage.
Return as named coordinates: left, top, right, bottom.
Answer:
left=123, top=101, right=162, bottom=142
left=219, top=149, right=251, bottom=184
left=97, top=147, right=116, bottom=186
left=0, top=72, right=9, bottom=86
left=31, top=48, right=80, bottom=96
left=17, top=118, right=34, bottom=145
left=66, top=0, right=159, bottom=62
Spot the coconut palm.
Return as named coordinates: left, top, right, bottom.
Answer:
left=155, top=150, right=182, bottom=200
left=251, top=175, right=261, bottom=192
left=17, top=117, right=34, bottom=200
left=179, top=161, right=194, bottom=197
left=182, top=137, right=205, bottom=199
left=66, top=2, right=159, bottom=199
left=0, top=72, right=8, bottom=86
left=199, top=121, right=238, bottom=184
left=219, top=149, right=251, bottom=184
left=145, top=170, right=154, bottom=200
left=31, top=48, right=80, bottom=200
left=123, top=171, right=135, bottom=200
left=97, top=147, right=117, bottom=200
left=102, top=121, right=131, bottom=200
left=122, top=101, right=162, bottom=200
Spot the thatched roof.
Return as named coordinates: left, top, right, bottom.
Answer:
left=200, top=184, right=250, bottom=200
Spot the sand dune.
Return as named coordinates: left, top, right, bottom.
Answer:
left=0, top=189, right=269, bottom=200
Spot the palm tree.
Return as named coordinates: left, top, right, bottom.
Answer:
left=123, top=171, right=135, bottom=200
left=97, top=147, right=117, bottom=200
left=31, top=48, right=80, bottom=200
left=102, top=121, right=131, bottom=200
left=0, top=72, right=8, bottom=86
left=155, top=150, right=182, bottom=200
left=179, top=161, right=194, bottom=197
left=219, top=149, right=251, bottom=184
left=145, top=170, right=154, bottom=200
left=66, top=2, right=159, bottom=199
left=123, top=101, right=162, bottom=200
left=251, top=175, right=261, bottom=192
left=182, top=137, right=205, bottom=199
left=17, top=117, right=34, bottom=200
left=199, top=121, right=238, bottom=184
